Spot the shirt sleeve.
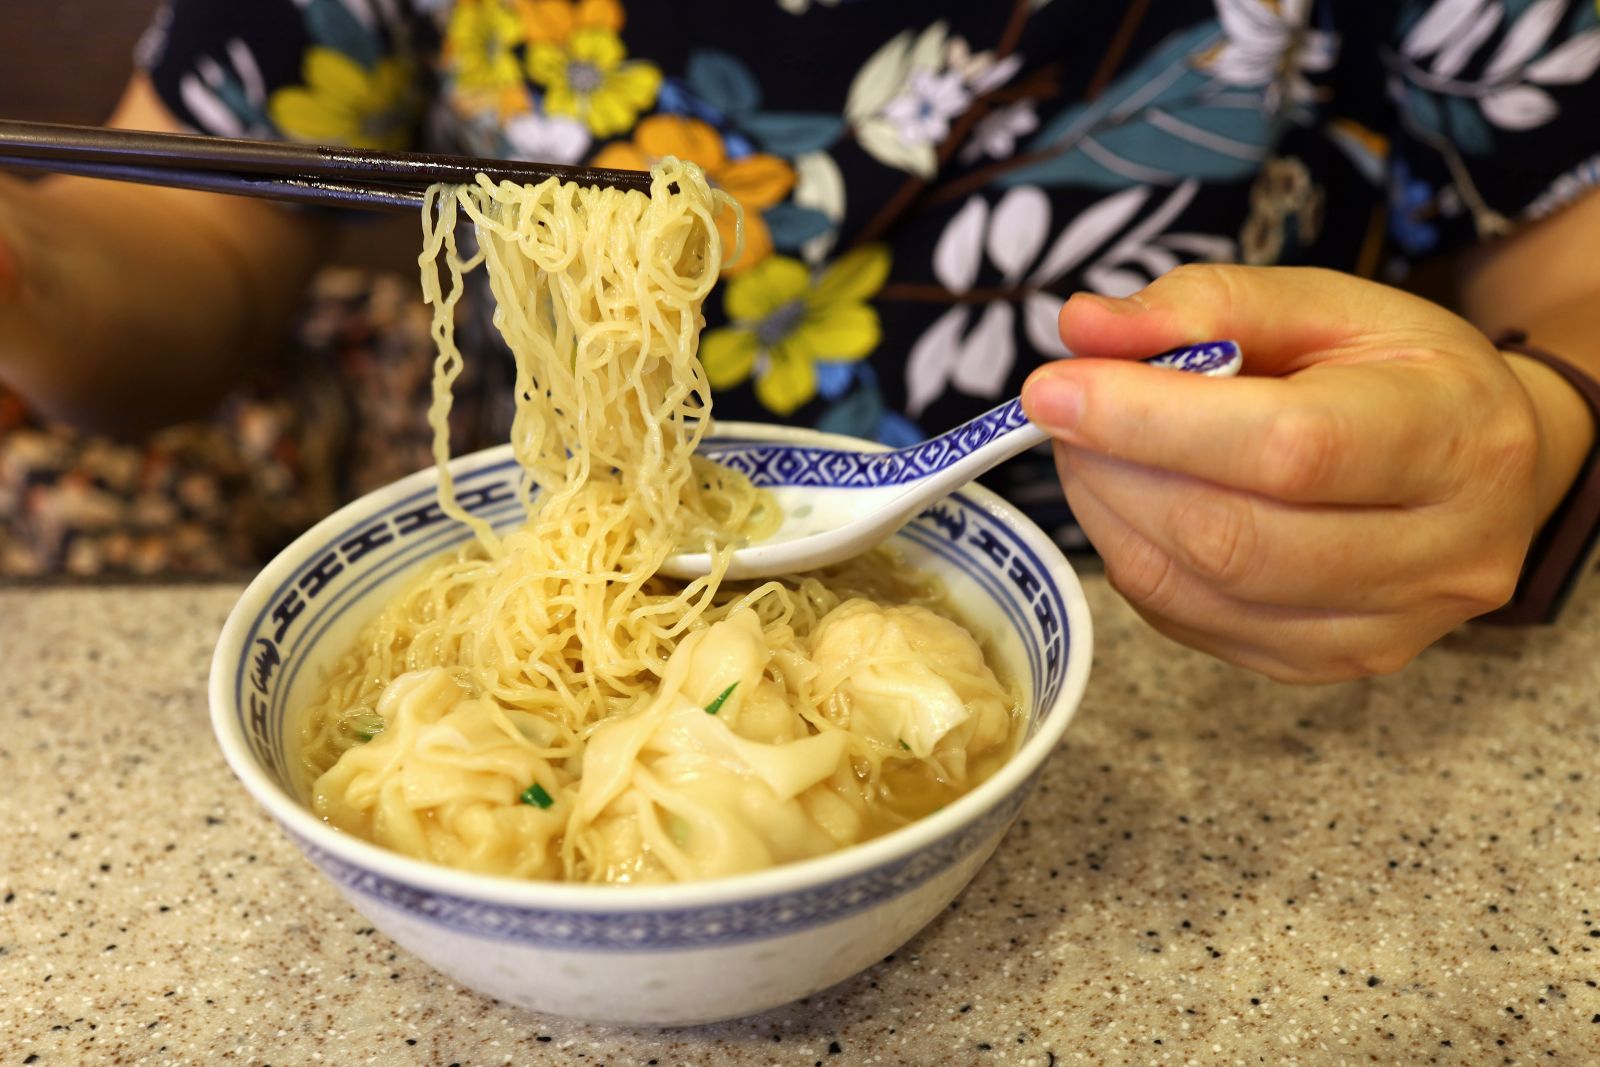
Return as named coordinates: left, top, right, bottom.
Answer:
left=1386, top=0, right=1600, bottom=256
left=139, top=0, right=431, bottom=150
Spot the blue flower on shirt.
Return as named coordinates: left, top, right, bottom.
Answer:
left=1388, top=159, right=1439, bottom=256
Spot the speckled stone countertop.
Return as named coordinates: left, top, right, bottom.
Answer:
left=3, top=578, right=1600, bottom=1066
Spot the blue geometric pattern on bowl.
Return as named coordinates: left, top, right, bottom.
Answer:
left=292, top=774, right=1032, bottom=949
left=702, top=341, right=1240, bottom=489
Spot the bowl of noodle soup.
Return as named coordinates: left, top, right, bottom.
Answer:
left=210, top=159, right=1091, bottom=1025
left=210, top=422, right=1090, bottom=1024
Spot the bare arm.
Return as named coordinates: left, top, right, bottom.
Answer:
left=0, top=74, right=333, bottom=436
left=1456, top=187, right=1600, bottom=527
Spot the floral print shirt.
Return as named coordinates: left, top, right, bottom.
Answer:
left=23, top=0, right=1600, bottom=572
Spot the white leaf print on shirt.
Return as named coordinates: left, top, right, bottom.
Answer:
left=1525, top=29, right=1600, bottom=84
left=777, top=0, right=843, bottom=14
left=1083, top=180, right=1199, bottom=295
left=932, top=195, right=989, bottom=293
left=1403, top=0, right=1490, bottom=58
left=985, top=185, right=1051, bottom=280
left=1398, top=0, right=1584, bottom=138
left=1027, top=186, right=1152, bottom=286
left=1482, top=0, right=1564, bottom=79
left=906, top=189, right=1028, bottom=415
left=1430, top=5, right=1501, bottom=79
left=179, top=37, right=272, bottom=139
left=907, top=181, right=1231, bottom=414
left=905, top=305, right=974, bottom=417
left=1021, top=294, right=1072, bottom=359
left=1479, top=83, right=1559, bottom=127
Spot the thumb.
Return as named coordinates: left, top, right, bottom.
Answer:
left=1058, top=265, right=1437, bottom=375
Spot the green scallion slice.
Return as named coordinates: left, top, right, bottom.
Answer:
left=704, top=682, right=738, bottom=715
left=348, top=712, right=384, bottom=743
left=520, top=782, right=554, bottom=809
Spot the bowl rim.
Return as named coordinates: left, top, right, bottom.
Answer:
left=208, top=420, right=1093, bottom=912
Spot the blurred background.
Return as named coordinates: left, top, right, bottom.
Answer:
left=1, top=0, right=415, bottom=267
left=4, top=1, right=158, bottom=124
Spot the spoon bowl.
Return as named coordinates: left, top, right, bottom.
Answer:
left=663, top=341, right=1242, bottom=580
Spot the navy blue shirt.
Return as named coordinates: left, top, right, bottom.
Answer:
left=142, top=0, right=1600, bottom=545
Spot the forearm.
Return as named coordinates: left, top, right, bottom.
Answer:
left=0, top=75, right=332, bottom=436
left=0, top=174, right=330, bottom=436
left=1454, top=187, right=1600, bottom=528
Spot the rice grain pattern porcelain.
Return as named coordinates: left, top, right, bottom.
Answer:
left=209, top=422, right=1093, bottom=1026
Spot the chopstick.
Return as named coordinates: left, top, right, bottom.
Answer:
left=0, top=119, right=654, bottom=210
left=0, top=152, right=427, bottom=211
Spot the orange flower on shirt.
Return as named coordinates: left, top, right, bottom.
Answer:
left=518, top=0, right=623, bottom=42
left=521, top=0, right=660, bottom=137
left=592, top=116, right=795, bottom=274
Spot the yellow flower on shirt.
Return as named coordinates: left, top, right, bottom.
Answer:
left=522, top=0, right=660, bottom=137
left=699, top=246, right=890, bottom=416
left=443, top=0, right=529, bottom=116
left=268, top=48, right=420, bottom=149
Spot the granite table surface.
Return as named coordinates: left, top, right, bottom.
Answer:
left=3, top=577, right=1599, bottom=1067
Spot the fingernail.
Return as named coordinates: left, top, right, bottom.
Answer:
left=1026, top=377, right=1083, bottom=432
left=1077, top=292, right=1145, bottom=316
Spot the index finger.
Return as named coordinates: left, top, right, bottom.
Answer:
left=1058, top=265, right=1461, bottom=376
left=1021, top=355, right=1470, bottom=505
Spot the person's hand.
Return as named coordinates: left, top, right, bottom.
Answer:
left=1021, top=265, right=1548, bottom=683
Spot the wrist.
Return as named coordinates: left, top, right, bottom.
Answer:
left=1503, top=351, right=1596, bottom=524
left=1482, top=335, right=1600, bottom=624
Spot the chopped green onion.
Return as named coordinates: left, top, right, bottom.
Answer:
left=348, top=712, right=384, bottom=743
left=899, top=739, right=911, bottom=751
left=520, top=782, right=554, bottom=809
left=704, top=682, right=738, bottom=715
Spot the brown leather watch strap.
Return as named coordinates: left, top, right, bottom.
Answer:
left=1478, top=331, right=1600, bottom=626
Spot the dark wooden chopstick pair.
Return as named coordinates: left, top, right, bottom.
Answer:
left=0, top=119, right=654, bottom=211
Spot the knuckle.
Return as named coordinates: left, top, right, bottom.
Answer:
left=1148, top=263, right=1244, bottom=326
left=1438, top=372, right=1539, bottom=500
left=1274, top=622, right=1425, bottom=684
left=1280, top=646, right=1412, bottom=685
left=1350, top=645, right=1417, bottom=679
left=1445, top=552, right=1524, bottom=615
left=1104, top=537, right=1184, bottom=613
left=1167, top=492, right=1260, bottom=590
left=1256, top=408, right=1344, bottom=498
left=1255, top=659, right=1340, bottom=686
left=1480, top=409, right=1540, bottom=489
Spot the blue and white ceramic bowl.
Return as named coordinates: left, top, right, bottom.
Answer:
left=209, top=422, right=1093, bottom=1026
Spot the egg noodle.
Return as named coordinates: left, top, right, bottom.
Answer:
left=297, top=159, right=1016, bottom=884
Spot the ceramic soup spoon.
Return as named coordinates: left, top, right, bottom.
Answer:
left=661, top=341, right=1243, bottom=581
